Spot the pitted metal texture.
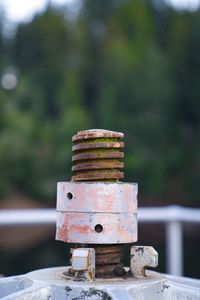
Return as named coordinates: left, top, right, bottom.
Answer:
left=72, top=129, right=124, bottom=181
left=1, top=267, right=200, bottom=300
left=56, top=182, right=138, bottom=244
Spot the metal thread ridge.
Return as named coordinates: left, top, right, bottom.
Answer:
left=70, top=129, right=126, bottom=277
left=71, top=129, right=124, bottom=182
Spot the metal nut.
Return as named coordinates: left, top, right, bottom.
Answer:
left=72, top=248, right=95, bottom=281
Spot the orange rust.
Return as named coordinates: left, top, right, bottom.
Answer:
left=72, top=161, right=124, bottom=172
left=96, top=252, right=123, bottom=265
left=72, top=129, right=124, bottom=142
left=57, top=223, right=91, bottom=242
left=72, top=172, right=124, bottom=181
left=94, top=244, right=125, bottom=277
left=95, top=245, right=124, bottom=254
left=67, top=129, right=129, bottom=276
left=72, top=152, right=124, bottom=162
left=70, top=224, right=91, bottom=234
left=57, top=223, right=71, bottom=242
left=71, top=129, right=124, bottom=182
left=72, top=142, right=124, bottom=152
left=56, top=211, right=137, bottom=244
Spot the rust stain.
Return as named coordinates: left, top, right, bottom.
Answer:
left=70, top=224, right=91, bottom=234
left=71, top=129, right=124, bottom=181
left=57, top=223, right=71, bottom=242
left=72, top=151, right=124, bottom=162
left=72, top=129, right=124, bottom=142
left=57, top=222, right=91, bottom=242
left=72, top=142, right=124, bottom=152
left=56, top=129, right=138, bottom=278
left=72, top=161, right=124, bottom=172
left=58, top=182, right=137, bottom=213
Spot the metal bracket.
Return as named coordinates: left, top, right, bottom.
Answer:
left=130, top=246, right=158, bottom=278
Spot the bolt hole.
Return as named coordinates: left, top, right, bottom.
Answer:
left=95, top=224, right=103, bottom=233
left=67, top=192, right=73, bottom=200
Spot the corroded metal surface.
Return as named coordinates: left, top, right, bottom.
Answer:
left=1, top=267, right=200, bottom=300
left=95, top=245, right=125, bottom=278
left=72, top=151, right=124, bottom=162
left=130, top=246, right=158, bottom=278
left=72, top=142, right=124, bottom=152
left=56, top=211, right=137, bottom=244
left=72, top=171, right=124, bottom=181
left=57, top=129, right=139, bottom=278
left=72, top=129, right=124, bottom=142
left=69, top=244, right=126, bottom=279
left=71, top=248, right=95, bottom=281
left=57, top=182, right=137, bottom=213
left=71, top=129, right=124, bottom=181
left=56, top=182, right=138, bottom=244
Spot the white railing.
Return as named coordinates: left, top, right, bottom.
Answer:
left=139, top=206, right=200, bottom=276
left=0, top=205, right=199, bottom=277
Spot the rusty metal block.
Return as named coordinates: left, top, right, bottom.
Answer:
left=130, top=246, right=158, bottom=278
left=54, top=129, right=160, bottom=279
left=56, top=182, right=138, bottom=244
left=72, top=248, right=95, bottom=281
left=57, top=182, right=137, bottom=213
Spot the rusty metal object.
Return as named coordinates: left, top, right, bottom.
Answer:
left=69, top=244, right=126, bottom=279
left=72, top=171, right=124, bottom=181
left=72, top=129, right=124, bottom=181
left=71, top=248, right=95, bottom=281
left=94, top=245, right=125, bottom=277
left=56, top=182, right=137, bottom=215
left=130, top=246, right=158, bottom=278
left=72, top=129, right=124, bottom=141
left=72, top=130, right=128, bottom=277
left=56, top=182, right=137, bottom=244
left=56, top=211, right=137, bottom=244
left=56, top=129, right=140, bottom=279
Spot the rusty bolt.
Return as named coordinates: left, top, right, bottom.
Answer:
left=72, top=129, right=124, bottom=181
left=56, top=129, right=139, bottom=279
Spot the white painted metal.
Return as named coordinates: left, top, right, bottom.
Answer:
left=0, top=267, right=200, bottom=299
left=130, top=246, right=158, bottom=278
left=56, top=211, right=137, bottom=244
left=56, top=182, right=138, bottom=244
left=138, top=206, right=200, bottom=223
left=72, top=248, right=95, bottom=281
left=57, top=182, right=138, bottom=213
left=0, top=206, right=199, bottom=277
left=0, top=208, right=56, bottom=226
left=166, top=221, right=183, bottom=276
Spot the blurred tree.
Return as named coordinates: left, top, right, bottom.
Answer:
left=0, top=0, right=200, bottom=205
left=0, top=0, right=200, bottom=279
left=0, top=8, right=90, bottom=201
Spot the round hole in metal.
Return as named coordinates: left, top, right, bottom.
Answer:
left=95, top=224, right=103, bottom=233
left=67, top=192, right=73, bottom=200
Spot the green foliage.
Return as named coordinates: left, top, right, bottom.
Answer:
left=0, top=1, right=200, bottom=206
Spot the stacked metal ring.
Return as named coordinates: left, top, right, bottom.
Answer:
left=72, top=129, right=124, bottom=182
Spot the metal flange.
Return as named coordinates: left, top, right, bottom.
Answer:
left=56, top=182, right=138, bottom=244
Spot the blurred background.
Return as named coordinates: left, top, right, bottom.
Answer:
left=0, top=0, right=200, bottom=278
